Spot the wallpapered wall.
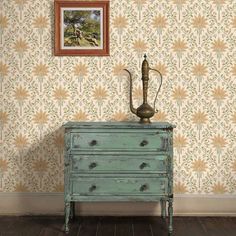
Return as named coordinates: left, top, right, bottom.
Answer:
left=0, top=0, right=235, bottom=194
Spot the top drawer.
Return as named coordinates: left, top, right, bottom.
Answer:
left=69, top=130, right=169, bottom=151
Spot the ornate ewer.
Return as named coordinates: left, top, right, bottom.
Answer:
left=124, top=55, right=163, bottom=124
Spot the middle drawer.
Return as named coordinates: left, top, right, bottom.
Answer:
left=70, top=154, right=168, bottom=173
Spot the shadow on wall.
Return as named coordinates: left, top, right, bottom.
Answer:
left=0, top=126, right=65, bottom=214
left=10, top=126, right=65, bottom=193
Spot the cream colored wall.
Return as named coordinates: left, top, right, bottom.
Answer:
left=0, top=0, right=236, bottom=196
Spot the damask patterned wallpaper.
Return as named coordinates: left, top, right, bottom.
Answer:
left=0, top=0, right=235, bottom=194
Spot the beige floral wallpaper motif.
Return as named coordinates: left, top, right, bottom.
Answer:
left=0, top=0, right=235, bottom=194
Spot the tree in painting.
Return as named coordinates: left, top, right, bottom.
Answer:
left=63, top=10, right=101, bottom=47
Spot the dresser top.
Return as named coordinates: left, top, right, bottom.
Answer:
left=63, top=122, right=176, bottom=129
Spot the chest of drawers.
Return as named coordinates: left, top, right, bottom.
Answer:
left=63, top=122, right=175, bottom=234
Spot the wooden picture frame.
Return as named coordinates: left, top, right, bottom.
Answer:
left=54, top=0, right=109, bottom=56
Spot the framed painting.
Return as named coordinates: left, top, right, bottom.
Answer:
left=54, top=0, right=109, bottom=56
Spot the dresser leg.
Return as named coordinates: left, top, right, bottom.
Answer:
left=70, top=202, right=75, bottom=220
left=65, top=202, right=70, bottom=234
left=168, top=198, right=173, bottom=234
left=161, top=199, right=166, bottom=218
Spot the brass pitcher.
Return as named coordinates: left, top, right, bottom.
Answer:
left=124, top=55, right=163, bottom=124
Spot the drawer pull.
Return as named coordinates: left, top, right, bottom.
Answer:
left=89, top=162, right=97, bottom=169
left=65, top=163, right=69, bottom=167
left=140, top=184, right=148, bottom=192
left=90, top=140, right=97, bottom=146
left=139, top=162, right=148, bottom=169
left=89, top=185, right=97, bottom=192
left=140, top=140, right=148, bottom=146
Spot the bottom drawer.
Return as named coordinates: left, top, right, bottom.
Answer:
left=71, top=177, right=168, bottom=196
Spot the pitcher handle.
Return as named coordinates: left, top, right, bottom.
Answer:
left=149, top=68, right=163, bottom=113
left=124, top=69, right=137, bottom=115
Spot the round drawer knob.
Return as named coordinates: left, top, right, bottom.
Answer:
left=139, top=162, right=148, bottom=169
left=89, top=185, right=97, bottom=192
left=89, top=162, right=97, bottom=169
left=140, top=140, right=148, bottom=146
left=90, top=140, right=97, bottom=146
left=140, top=184, right=148, bottom=192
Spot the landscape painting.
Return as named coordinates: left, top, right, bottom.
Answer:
left=55, top=1, right=109, bottom=56
left=62, top=8, right=102, bottom=49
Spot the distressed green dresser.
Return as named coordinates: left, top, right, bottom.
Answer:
left=63, top=122, right=175, bottom=234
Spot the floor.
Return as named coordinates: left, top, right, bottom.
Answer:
left=0, top=216, right=235, bottom=236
